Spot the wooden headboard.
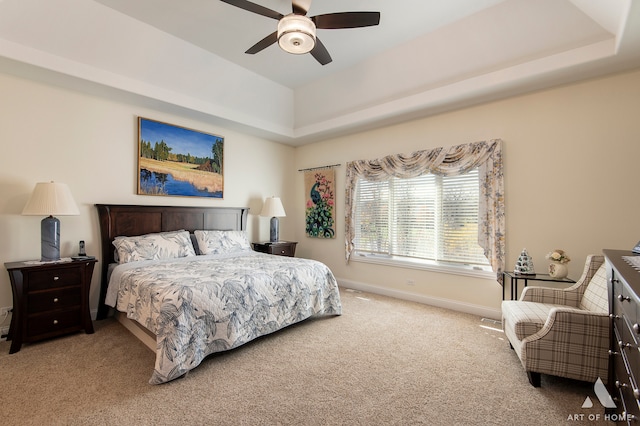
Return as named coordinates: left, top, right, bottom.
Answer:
left=95, top=204, right=249, bottom=320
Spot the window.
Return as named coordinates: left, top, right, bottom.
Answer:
left=345, top=139, right=504, bottom=280
left=353, top=169, right=489, bottom=269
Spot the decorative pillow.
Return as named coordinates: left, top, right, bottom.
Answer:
left=194, top=230, right=251, bottom=255
left=113, top=230, right=196, bottom=264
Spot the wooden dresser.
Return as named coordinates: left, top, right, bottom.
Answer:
left=604, top=249, right=640, bottom=423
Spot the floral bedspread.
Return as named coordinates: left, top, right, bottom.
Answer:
left=106, top=252, right=342, bottom=384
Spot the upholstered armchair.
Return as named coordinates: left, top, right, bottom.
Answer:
left=501, top=255, right=609, bottom=387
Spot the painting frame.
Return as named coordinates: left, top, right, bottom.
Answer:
left=137, top=117, right=224, bottom=199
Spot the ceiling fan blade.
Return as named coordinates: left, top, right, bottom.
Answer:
left=312, top=12, right=380, bottom=29
left=245, top=31, right=278, bottom=54
left=292, top=0, right=312, bottom=15
left=220, top=0, right=283, bottom=20
left=310, top=38, right=332, bottom=65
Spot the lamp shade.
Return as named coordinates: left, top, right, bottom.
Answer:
left=22, top=182, right=79, bottom=216
left=260, top=196, right=286, bottom=218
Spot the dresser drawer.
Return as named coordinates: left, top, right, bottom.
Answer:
left=620, top=311, right=640, bottom=346
left=612, top=339, right=639, bottom=410
left=618, top=323, right=640, bottom=382
left=28, top=267, right=82, bottom=291
left=27, top=308, right=82, bottom=337
left=613, top=374, right=640, bottom=422
left=613, top=272, right=638, bottom=318
left=27, top=287, right=81, bottom=313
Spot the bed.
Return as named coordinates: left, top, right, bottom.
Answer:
left=95, top=204, right=342, bottom=384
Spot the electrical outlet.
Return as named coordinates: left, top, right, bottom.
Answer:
left=406, top=279, right=415, bottom=286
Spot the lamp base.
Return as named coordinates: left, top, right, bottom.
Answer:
left=270, top=217, right=279, bottom=242
left=41, top=215, right=61, bottom=261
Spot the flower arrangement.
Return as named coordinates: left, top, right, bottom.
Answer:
left=546, top=249, right=570, bottom=264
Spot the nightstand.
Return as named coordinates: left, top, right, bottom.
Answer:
left=252, top=241, right=298, bottom=257
left=4, top=258, right=97, bottom=354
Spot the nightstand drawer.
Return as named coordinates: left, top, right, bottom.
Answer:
left=28, top=267, right=82, bottom=291
left=28, top=287, right=81, bottom=313
left=27, top=308, right=82, bottom=337
left=271, top=245, right=294, bottom=256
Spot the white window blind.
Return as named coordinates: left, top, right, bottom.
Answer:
left=354, top=169, right=489, bottom=267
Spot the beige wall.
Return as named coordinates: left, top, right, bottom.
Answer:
left=0, top=67, right=296, bottom=319
left=1, top=63, right=639, bottom=326
left=294, top=69, right=640, bottom=317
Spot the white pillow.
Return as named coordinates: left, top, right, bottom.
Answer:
left=113, top=230, right=196, bottom=264
left=194, top=230, right=251, bottom=255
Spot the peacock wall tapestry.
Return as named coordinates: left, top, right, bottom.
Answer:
left=304, top=168, right=336, bottom=238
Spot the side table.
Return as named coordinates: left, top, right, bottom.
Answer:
left=4, top=258, right=97, bottom=353
left=502, top=271, right=576, bottom=300
left=252, top=241, right=297, bottom=257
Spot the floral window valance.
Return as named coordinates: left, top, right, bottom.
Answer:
left=345, top=139, right=505, bottom=282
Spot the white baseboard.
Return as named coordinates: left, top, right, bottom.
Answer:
left=337, top=278, right=502, bottom=320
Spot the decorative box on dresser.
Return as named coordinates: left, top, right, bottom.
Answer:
left=252, top=241, right=297, bottom=257
left=4, top=258, right=97, bottom=354
left=604, top=249, right=640, bottom=423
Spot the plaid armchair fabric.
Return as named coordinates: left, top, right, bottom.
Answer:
left=501, top=255, right=609, bottom=387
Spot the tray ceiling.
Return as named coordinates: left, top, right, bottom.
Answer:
left=0, top=0, right=638, bottom=145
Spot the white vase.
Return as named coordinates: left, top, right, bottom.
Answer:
left=548, top=262, right=568, bottom=279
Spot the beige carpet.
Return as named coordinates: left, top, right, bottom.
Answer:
left=0, top=288, right=607, bottom=425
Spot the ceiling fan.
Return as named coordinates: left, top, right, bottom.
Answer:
left=219, top=0, right=380, bottom=65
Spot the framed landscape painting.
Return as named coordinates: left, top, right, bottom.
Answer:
left=137, top=117, right=224, bottom=198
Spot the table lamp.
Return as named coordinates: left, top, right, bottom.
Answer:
left=22, top=181, right=79, bottom=261
left=260, top=196, right=286, bottom=242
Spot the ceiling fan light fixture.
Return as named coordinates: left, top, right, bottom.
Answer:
left=277, top=14, right=316, bottom=54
